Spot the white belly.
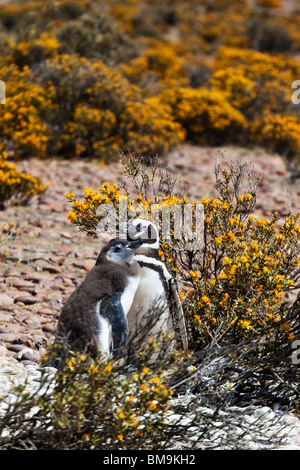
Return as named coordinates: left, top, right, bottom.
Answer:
left=95, top=300, right=111, bottom=356
left=95, top=276, right=139, bottom=357
left=127, top=265, right=174, bottom=337
left=133, top=268, right=166, bottom=311
left=121, top=275, right=140, bottom=315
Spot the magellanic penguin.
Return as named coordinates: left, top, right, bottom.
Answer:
left=119, top=218, right=188, bottom=351
left=55, top=238, right=143, bottom=364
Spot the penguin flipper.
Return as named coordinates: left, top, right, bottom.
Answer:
left=169, top=278, right=189, bottom=351
left=101, top=292, right=129, bottom=359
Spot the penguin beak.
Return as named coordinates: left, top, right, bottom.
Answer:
left=128, top=239, right=143, bottom=249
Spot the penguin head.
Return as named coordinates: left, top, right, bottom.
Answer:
left=119, top=218, right=159, bottom=249
left=97, top=238, right=143, bottom=265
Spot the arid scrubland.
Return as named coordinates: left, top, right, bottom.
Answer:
left=0, top=0, right=299, bottom=450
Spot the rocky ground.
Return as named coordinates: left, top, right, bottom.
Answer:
left=0, top=144, right=299, bottom=449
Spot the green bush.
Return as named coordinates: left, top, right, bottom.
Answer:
left=56, top=11, right=139, bottom=65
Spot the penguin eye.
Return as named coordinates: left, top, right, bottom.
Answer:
left=114, top=245, right=121, bottom=252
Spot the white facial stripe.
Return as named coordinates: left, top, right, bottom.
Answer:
left=134, top=254, right=172, bottom=281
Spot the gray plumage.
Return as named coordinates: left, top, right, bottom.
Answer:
left=55, top=238, right=142, bottom=363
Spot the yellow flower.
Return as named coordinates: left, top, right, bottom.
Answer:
left=189, top=270, right=200, bottom=281
left=215, top=235, right=223, bottom=245
left=256, top=217, right=266, bottom=226
left=238, top=319, right=252, bottom=330
left=149, top=401, right=158, bottom=410
left=227, top=231, right=236, bottom=243
left=151, top=377, right=160, bottom=384
left=117, top=434, right=124, bottom=441
left=218, top=271, right=228, bottom=280
left=67, top=211, right=77, bottom=223
left=201, top=295, right=211, bottom=305
left=280, top=322, right=291, bottom=332
left=103, top=363, right=113, bottom=373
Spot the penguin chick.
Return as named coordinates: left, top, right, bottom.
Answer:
left=55, top=238, right=143, bottom=363
left=119, top=218, right=188, bottom=351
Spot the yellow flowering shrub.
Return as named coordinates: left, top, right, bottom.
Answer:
left=209, top=46, right=300, bottom=157
left=66, top=178, right=195, bottom=238
left=66, top=155, right=300, bottom=359
left=37, top=352, right=174, bottom=449
left=36, top=54, right=182, bottom=160
left=0, top=152, right=45, bottom=206
left=259, top=115, right=300, bottom=160
left=188, top=200, right=299, bottom=349
left=120, top=96, right=185, bottom=157
left=1, top=0, right=300, bottom=161
left=9, top=33, right=60, bottom=68
left=211, top=46, right=297, bottom=118
left=158, top=86, right=247, bottom=145
left=0, top=63, right=49, bottom=157
left=2, top=332, right=186, bottom=450
left=122, top=41, right=189, bottom=92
